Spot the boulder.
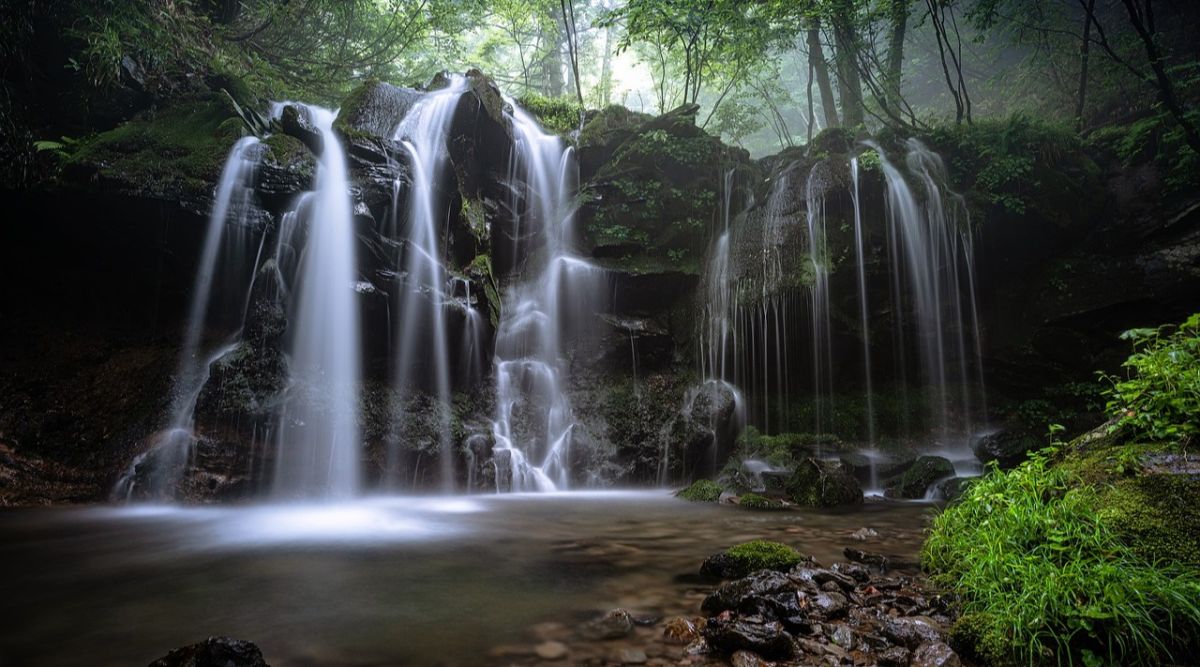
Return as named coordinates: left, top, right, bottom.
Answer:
left=881, top=616, right=944, bottom=649
left=786, top=458, right=864, bottom=507
left=703, top=616, right=795, bottom=660
left=911, top=641, right=962, bottom=667
left=147, top=637, right=268, bottom=667
left=886, top=456, right=955, bottom=499
left=700, top=541, right=805, bottom=581
left=334, top=79, right=422, bottom=139
left=970, top=428, right=1041, bottom=469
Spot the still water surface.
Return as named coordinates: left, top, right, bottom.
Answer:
left=0, top=492, right=933, bottom=666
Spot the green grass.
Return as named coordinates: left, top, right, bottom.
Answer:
left=924, top=450, right=1200, bottom=665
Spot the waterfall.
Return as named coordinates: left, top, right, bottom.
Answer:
left=804, top=171, right=833, bottom=438
left=490, top=104, right=602, bottom=492
left=871, top=139, right=985, bottom=458
left=389, top=76, right=468, bottom=491
left=272, top=104, right=362, bottom=499
left=850, top=157, right=876, bottom=446
left=113, top=137, right=262, bottom=499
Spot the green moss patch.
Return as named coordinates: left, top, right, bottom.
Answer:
left=723, top=540, right=804, bottom=572
left=677, top=479, right=722, bottom=502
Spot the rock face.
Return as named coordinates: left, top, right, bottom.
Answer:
left=147, top=637, right=268, bottom=667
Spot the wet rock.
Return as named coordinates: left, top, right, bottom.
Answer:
left=911, top=641, right=961, bottom=667
left=334, top=79, right=421, bottom=139
left=730, top=650, right=771, bottom=667
left=662, top=617, right=701, bottom=645
left=843, top=548, right=890, bottom=570
left=579, top=608, right=635, bottom=640
left=786, top=458, right=863, bottom=507
left=881, top=616, right=944, bottom=649
left=877, top=645, right=912, bottom=667
left=702, top=570, right=794, bottom=613
left=279, top=104, right=323, bottom=156
left=828, top=623, right=854, bottom=649
left=147, top=636, right=268, bottom=667
left=849, top=527, right=879, bottom=541
left=258, top=134, right=316, bottom=196
left=535, top=641, right=569, bottom=660
left=703, top=616, right=795, bottom=660
left=934, top=476, right=973, bottom=502
left=618, top=647, right=648, bottom=664
left=885, top=456, right=955, bottom=499
left=970, top=428, right=1040, bottom=469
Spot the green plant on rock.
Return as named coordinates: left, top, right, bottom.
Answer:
left=516, top=92, right=583, bottom=135
left=737, top=493, right=787, bottom=511
left=924, top=450, right=1200, bottom=665
left=723, top=540, right=803, bottom=572
left=1100, top=313, right=1200, bottom=449
left=677, top=479, right=722, bottom=502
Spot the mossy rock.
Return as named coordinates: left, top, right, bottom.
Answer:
left=808, top=127, right=855, bottom=156
left=334, top=78, right=421, bottom=140
left=786, top=458, right=863, bottom=507
left=65, top=93, right=245, bottom=207
left=737, top=493, right=789, bottom=511
left=886, top=455, right=954, bottom=499
left=700, top=539, right=804, bottom=578
left=677, top=479, right=722, bottom=502
left=515, top=93, right=582, bottom=136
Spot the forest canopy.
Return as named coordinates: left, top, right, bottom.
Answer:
left=3, top=0, right=1199, bottom=159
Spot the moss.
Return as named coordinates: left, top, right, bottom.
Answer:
left=723, top=540, right=804, bottom=572
left=738, top=493, right=788, bottom=511
left=516, top=92, right=583, bottom=135
left=785, top=458, right=863, bottom=507
left=677, top=479, right=722, bottom=502
left=578, top=104, right=651, bottom=147
left=67, top=93, right=244, bottom=200
left=887, top=455, right=954, bottom=499
left=808, top=127, right=855, bottom=156
left=948, top=613, right=1018, bottom=667
left=1095, top=470, right=1200, bottom=569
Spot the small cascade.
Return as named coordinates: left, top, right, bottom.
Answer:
left=490, top=104, right=603, bottom=491
left=698, top=169, right=738, bottom=384
left=850, top=157, right=881, bottom=487
left=272, top=104, right=362, bottom=500
left=871, top=138, right=985, bottom=456
left=803, top=171, right=834, bottom=438
left=113, top=137, right=262, bottom=499
left=388, top=76, right=469, bottom=491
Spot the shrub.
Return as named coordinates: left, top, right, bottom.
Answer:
left=1100, top=313, right=1199, bottom=449
left=923, top=450, right=1200, bottom=665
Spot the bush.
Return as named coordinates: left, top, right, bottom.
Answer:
left=1100, top=313, right=1199, bottom=449
left=923, top=450, right=1200, bottom=665
left=677, top=479, right=722, bottom=502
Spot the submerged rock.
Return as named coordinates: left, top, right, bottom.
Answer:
left=147, top=637, right=268, bottom=667
left=578, top=608, right=634, bottom=640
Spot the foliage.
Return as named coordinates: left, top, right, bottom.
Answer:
left=925, top=114, right=1091, bottom=218
left=925, top=450, right=1200, bottom=665
left=723, top=540, right=803, bottom=572
left=516, top=92, right=583, bottom=135
left=1099, top=313, right=1200, bottom=449
left=1088, top=110, right=1200, bottom=196
left=677, top=478, right=722, bottom=502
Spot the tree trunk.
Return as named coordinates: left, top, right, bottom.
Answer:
left=886, top=0, right=909, bottom=109
left=807, top=25, right=840, bottom=129
left=598, top=23, right=614, bottom=106
left=1117, top=0, right=1200, bottom=154
left=1075, top=0, right=1096, bottom=131
left=831, top=8, right=865, bottom=127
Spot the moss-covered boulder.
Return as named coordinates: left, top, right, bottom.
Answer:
left=334, top=79, right=421, bottom=140
left=577, top=104, right=653, bottom=180
left=886, top=455, right=955, bottom=499
left=737, top=492, right=789, bottom=510
left=700, top=540, right=805, bottom=578
left=970, top=427, right=1040, bottom=469
left=257, top=133, right=316, bottom=197
left=677, top=479, right=722, bottom=502
left=579, top=103, right=754, bottom=276
left=64, top=93, right=248, bottom=213
left=786, top=458, right=863, bottom=507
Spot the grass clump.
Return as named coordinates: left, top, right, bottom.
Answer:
left=923, top=450, right=1200, bottom=665
left=725, top=540, right=803, bottom=572
left=737, top=493, right=788, bottom=511
left=676, top=479, right=721, bottom=502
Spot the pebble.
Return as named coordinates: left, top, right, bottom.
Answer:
left=619, top=647, right=648, bottom=664
left=535, top=641, right=568, bottom=660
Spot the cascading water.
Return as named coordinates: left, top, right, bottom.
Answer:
left=804, top=171, right=834, bottom=438
left=272, top=104, right=363, bottom=499
left=850, top=157, right=882, bottom=492
left=114, top=137, right=262, bottom=499
left=490, top=104, right=603, bottom=491
left=871, top=139, right=985, bottom=473
left=388, top=76, right=469, bottom=491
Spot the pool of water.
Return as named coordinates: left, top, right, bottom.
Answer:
left=0, top=492, right=935, bottom=666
